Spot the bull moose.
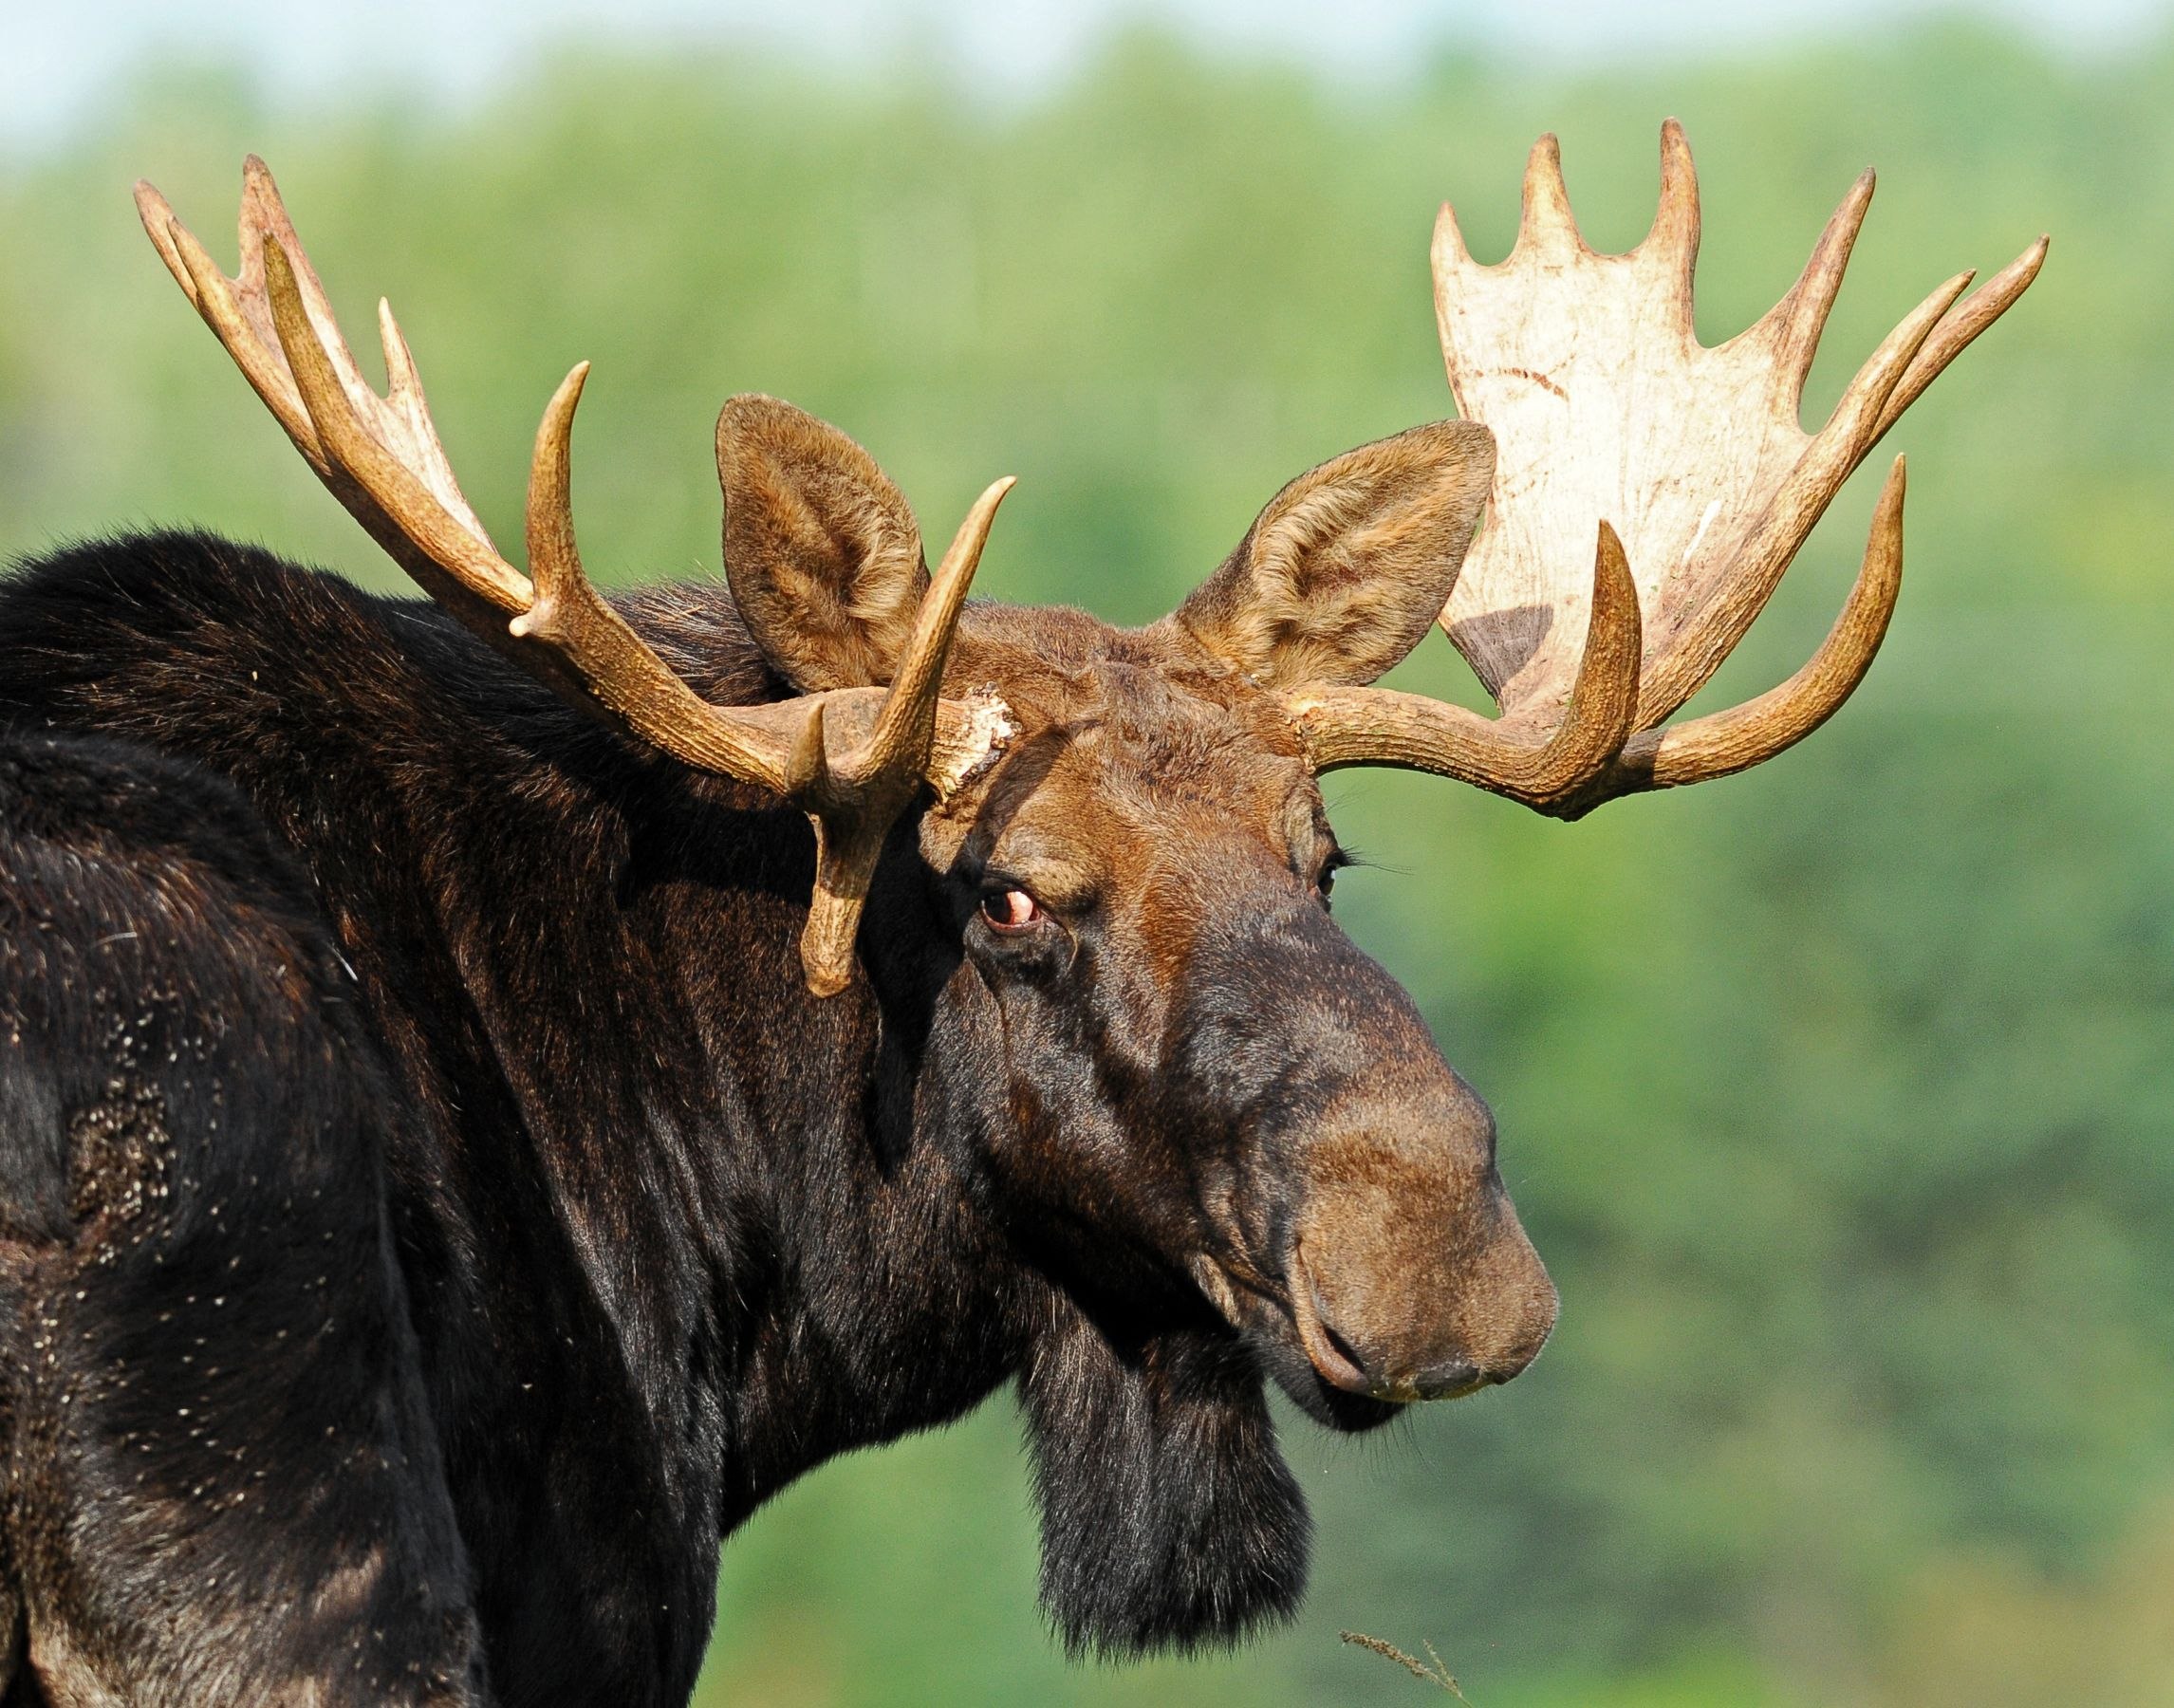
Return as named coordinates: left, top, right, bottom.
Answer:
left=0, top=123, right=2039, bottom=1703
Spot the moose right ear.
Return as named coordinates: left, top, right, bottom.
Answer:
left=1161, top=419, right=1496, bottom=689
left=716, top=395, right=930, bottom=693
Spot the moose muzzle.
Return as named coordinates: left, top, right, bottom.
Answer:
left=1179, top=899, right=1557, bottom=1418
left=1288, top=1099, right=1557, bottom=1403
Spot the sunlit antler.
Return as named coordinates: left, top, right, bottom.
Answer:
left=137, top=159, right=1013, bottom=994
left=1289, top=120, right=2044, bottom=816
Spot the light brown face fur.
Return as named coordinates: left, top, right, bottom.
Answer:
left=927, top=606, right=1553, bottom=1413
left=720, top=397, right=1555, bottom=1420
left=924, top=605, right=1325, bottom=936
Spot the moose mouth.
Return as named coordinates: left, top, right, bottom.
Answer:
left=1285, top=1242, right=1493, bottom=1405
left=1191, top=1252, right=1439, bottom=1434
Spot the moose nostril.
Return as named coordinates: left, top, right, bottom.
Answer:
left=1287, top=1248, right=1375, bottom=1395
left=1318, top=1318, right=1370, bottom=1383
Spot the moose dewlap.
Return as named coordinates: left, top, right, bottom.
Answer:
left=0, top=123, right=2039, bottom=1705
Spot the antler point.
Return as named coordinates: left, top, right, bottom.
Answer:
left=786, top=698, right=830, bottom=799
left=1431, top=199, right=1475, bottom=269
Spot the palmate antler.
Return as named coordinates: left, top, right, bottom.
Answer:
left=135, top=158, right=1014, bottom=996
left=1288, top=121, right=2046, bottom=817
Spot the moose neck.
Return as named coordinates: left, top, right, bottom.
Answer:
left=380, top=588, right=1039, bottom=1540
left=690, top=928, right=1034, bottom=1529
left=0, top=534, right=1031, bottom=1550
left=587, top=580, right=1038, bottom=1514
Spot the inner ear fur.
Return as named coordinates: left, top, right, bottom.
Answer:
left=1164, top=419, right=1496, bottom=688
left=716, top=394, right=929, bottom=692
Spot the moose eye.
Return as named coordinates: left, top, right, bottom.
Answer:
left=980, top=888, right=1045, bottom=933
left=1312, top=849, right=1350, bottom=909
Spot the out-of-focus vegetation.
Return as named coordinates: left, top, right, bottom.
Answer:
left=5, top=18, right=2171, bottom=1705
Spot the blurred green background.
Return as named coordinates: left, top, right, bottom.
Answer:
left=6, top=12, right=2172, bottom=1706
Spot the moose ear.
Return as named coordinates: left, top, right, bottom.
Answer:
left=715, top=394, right=929, bottom=692
left=1163, top=419, right=1496, bottom=688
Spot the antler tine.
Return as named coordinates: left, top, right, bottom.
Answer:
left=1750, top=167, right=1876, bottom=397
left=792, top=476, right=1016, bottom=996
left=1512, top=523, right=1643, bottom=797
left=1432, top=197, right=1474, bottom=271
left=376, top=300, right=488, bottom=537
left=1580, top=455, right=1905, bottom=811
left=1814, top=266, right=1977, bottom=460
left=1287, top=523, right=1642, bottom=811
left=511, top=362, right=797, bottom=786
left=797, top=826, right=868, bottom=996
left=242, top=162, right=358, bottom=438
left=261, top=240, right=534, bottom=616
left=1634, top=117, right=1701, bottom=315
left=785, top=696, right=831, bottom=800
left=134, top=182, right=197, bottom=307
left=1514, top=134, right=1588, bottom=259
left=136, top=181, right=321, bottom=476
left=520, top=359, right=590, bottom=614
left=859, top=476, right=1016, bottom=787
left=245, top=157, right=498, bottom=552
left=1871, top=235, right=2049, bottom=444
left=1636, top=261, right=1969, bottom=727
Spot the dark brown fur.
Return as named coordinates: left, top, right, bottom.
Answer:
left=0, top=405, right=1551, bottom=1702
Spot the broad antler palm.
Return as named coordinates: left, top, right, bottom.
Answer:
left=1287, top=120, right=2046, bottom=817
left=136, top=159, right=1014, bottom=996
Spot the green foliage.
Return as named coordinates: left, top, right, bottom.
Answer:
left=5, top=19, right=2171, bottom=1705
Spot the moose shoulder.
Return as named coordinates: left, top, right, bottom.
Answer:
left=0, top=126, right=2039, bottom=1706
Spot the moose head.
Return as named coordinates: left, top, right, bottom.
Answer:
left=131, top=124, right=2041, bottom=1654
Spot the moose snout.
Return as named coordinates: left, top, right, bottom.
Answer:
left=1177, top=911, right=1557, bottom=1410
left=1287, top=1121, right=1559, bottom=1405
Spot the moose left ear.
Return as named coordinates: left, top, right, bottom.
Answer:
left=716, top=394, right=930, bottom=693
left=1161, top=419, right=1496, bottom=688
